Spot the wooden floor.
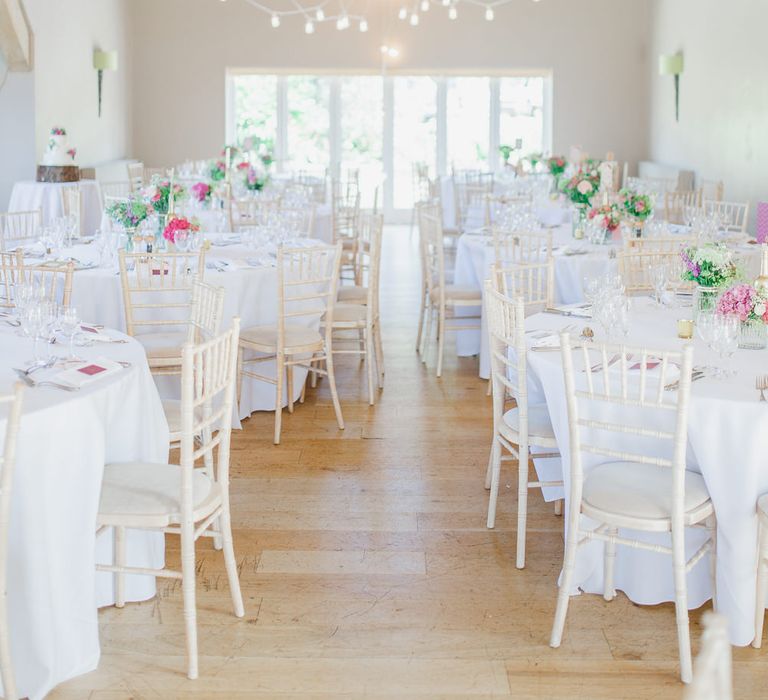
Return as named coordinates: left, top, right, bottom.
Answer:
left=52, top=226, right=766, bottom=699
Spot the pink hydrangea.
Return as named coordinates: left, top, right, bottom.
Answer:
left=716, top=283, right=767, bottom=322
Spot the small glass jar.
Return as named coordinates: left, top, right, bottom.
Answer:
left=739, top=319, right=767, bottom=350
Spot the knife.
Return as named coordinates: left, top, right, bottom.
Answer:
left=13, top=368, right=35, bottom=387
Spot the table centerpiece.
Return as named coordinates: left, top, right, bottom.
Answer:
left=716, top=283, right=768, bottom=349
left=105, top=197, right=150, bottom=252
left=680, top=242, right=737, bottom=320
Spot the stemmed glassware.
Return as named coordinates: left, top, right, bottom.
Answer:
left=60, top=306, right=81, bottom=361
left=649, top=264, right=669, bottom=306
left=710, top=314, right=740, bottom=378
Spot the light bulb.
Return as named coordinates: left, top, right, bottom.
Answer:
left=305, top=20, right=315, bottom=33
left=409, top=12, right=419, bottom=25
left=441, top=0, right=450, bottom=5
left=316, top=8, right=325, bottom=20
left=359, top=18, right=368, bottom=32
left=485, top=6, right=494, bottom=20
left=270, top=13, right=280, bottom=27
left=398, top=6, right=408, bottom=19
left=380, top=44, right=389, bottom=54
left=336, top=13, right=349, bottom=29
left=448, top=5, right=457, bottom=19
left=420, top=0, right=430, bottom=11
left=388, top=47, right=400, bottom=58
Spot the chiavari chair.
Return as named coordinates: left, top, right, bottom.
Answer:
left=0, top=210, right=42, bottom=251
left=664, top=190, right=704, bottom=225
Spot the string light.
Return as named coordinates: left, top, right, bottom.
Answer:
left=409, top=12, right=419, bottom=25
left=485, top=6, right=494, bottom=20
left=420, top=0, right=430, bottom=11
left=315, top=8, right=324, bottom=20
left=448, top=5, right=457, bottom=19
left=359, top=18, right=368, bottom=31
left=270, top=13, right=280, bottom=27
left=398, top=6, right=408, bottom=19
left=305, top=19, right=315, bottom=33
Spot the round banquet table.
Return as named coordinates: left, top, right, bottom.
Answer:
left=0, top=326, right=168, bottom=700
left=30, top=235, right=326, bottom=419
left=523, top=296, right=768, bottom=646
left=9, top=180, right=103, bottom=236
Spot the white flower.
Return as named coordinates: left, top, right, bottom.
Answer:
left=756, top=302, right=766, bottom=316
left=577, top=180, right=593, bottom=195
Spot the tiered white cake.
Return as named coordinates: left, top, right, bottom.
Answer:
left=37, top=127, right=80, bottom=182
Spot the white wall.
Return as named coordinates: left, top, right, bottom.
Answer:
left=0, top=67, right=35, bottom=208
left=128, top=0, right=652, bottom=169
left=649, top=0, right=768, bottom=219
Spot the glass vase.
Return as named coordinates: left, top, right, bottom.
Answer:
left=739, top=319, right=767, bottom=350
left=153, top=214, right=168, bottom=252
left=123, top=228, right=136, bottom=253
left=693, top=286, right=722, bottom=322
left=571, top=206, right=587, bottom=240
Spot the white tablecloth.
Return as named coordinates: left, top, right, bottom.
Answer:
left=524, top=297, right=768, bottom=646
left=9, top=180, right=103, bottom=236
left=453, top=226, right=619, bottom=378
left=44, top=236, right=325, bottom=418
left=0, top=328, right=168, bottom=700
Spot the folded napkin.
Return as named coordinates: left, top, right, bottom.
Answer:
left=53, top=357, right=124, bottom=388
left=77, top=326, right=123, bottom=344
left=549, top=303, right=593, bottom=318
left=531, top=335, right=560, bottom=349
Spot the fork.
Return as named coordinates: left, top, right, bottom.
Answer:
left=756, top=375, right=768, bottom=402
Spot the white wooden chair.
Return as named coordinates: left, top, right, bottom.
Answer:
left=752, top=493, right=768, bottom=649
left=0, top=210, right=42, bottom=251
left=163, top=280, right=226, bottom=446
left=126, top=162, right=145, bottom=192
left=0, top=383, right=24, bottom=700
left=415, top=201, right=434, bottom=355
left=100, top=181, right=132, bottom=202
left=276, top=203, right=316, bottom=238
left=231, top=196, right=281, bottom=232
left=550, top=336, right=716, bottom=683
left=118, top=250, right=206, bottom=376
left=0, top=251, right=24, bottom=309
left=625, top=175, right=676, bottom=199
left=96, top=321, right=244, bottom=680
left=453, top=170, right=494, bottom=234
left=418, top=204, right=482, bottom=377
left=60, top=184, right=82, bottom=237
left=664, top=190, right=703, bottom=225
left=292, top=169, right=328, bottom=204
left=492, top=229, right=552, bottom=266
left=699, top=180, right=725, bottom=203
left=332, top=179, right=361, bottom=282
left=617, top=248, right=684, bottom=295
left=326, top=214, right=384, bottom=405
left=237, top=243, right=344, bottom=444
left=484, top=283, right=561, bottom=562
left=686, top=612, right=733, bottom=700
left=492, top=260, right=555, bottom=315
left=704, top=200, right=749, bottom=235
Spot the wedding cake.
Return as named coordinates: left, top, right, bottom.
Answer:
left=37, top=127, right=80, bottom=183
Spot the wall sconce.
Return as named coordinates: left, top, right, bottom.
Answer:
left=92, top=49, right=118, bottom=117
left=659, top=52, right=684, bottom=122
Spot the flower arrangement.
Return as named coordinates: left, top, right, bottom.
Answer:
left=546, top=156, right=567, bottom=177
left=680, top=243, right=736, bottom=287
left=588, top=203, right=622, bottom=233
left=499, top=145, right=514, bottom=164
left=527, top=152, right=543, bottom=170
left=244, top=165, right=268, bottom=192
left=716, top=283, right=768, bottom=323
left=144, top=176, right=187, bottom=215
left=561, top=168, right=601, bottom=207
left=619, top=188, right=653, bottom=221
left=105, top=198, right=150, bottom=229
left=209, top=160, right=227, bottom=182
left=163, top=215, right=200, bottom=244
left=50, top=127, right=66, bottom=136
left=190, top=182, right=213, bottom=204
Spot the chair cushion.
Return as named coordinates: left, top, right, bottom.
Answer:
left=582, top=462, right=711, bottom=521
left=98, top=462, right=214, bottom=525
left=338, top=286, right=368, bottom=303
left=430, top=285, right=482, bottom=302
left=332, top=302, right=367, bottom=323
left=240, top=323, right=323, bottom=350
left=502, top=404, right=555, bottom=441
left=133, top=331, right=186, bottom=360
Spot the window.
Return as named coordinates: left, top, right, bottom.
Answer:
left=228, top=72, right=551, bottom=220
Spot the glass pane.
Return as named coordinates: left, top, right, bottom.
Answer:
left=287, top=75, right=330, bottom=170
left=233, top=75, right=277, bottom=152
left=446, top=77, right=490, bottom=171
left=340, top=76, right=383, bottom=209
left=393, top=76, right=437, bottom=209
left=499, top=77, right=545, bottom=159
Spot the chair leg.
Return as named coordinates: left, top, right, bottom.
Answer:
left=358, top=329, right=365, bottom=364
left=604, top=527, right=618, bottom=601
left=486, top=438, right=502, bottom=528
left=236, top=346, right=244, bottom=410
left=365, top=326, right=375, bottom=406
left=436, top=309, right=446, bottom=378
left=550, top=501, right=581, bottom=647
left=219, top=504, right=245, bottom=619
left=554, top=499, right=563, bottom=516
left=273, top=355, right=284, bottom=445
left=373, top=321, right=385, bottom=389
left=754, top=520, right=767, bottom=648
left=516, top=446, right=529, bottom=569
left=180, top=526, right=199, bottom=680
left=310, top=355, right=319, bottom=389
left=708, top=514, right=717, bottom=611
left=114, top=526, right=126, bottom=608
left=299, top=372, right=308, bottom=404
left=416, top=290, right=426, bottom=353
left=421, top=305, right=433, bottom=361
left=286, top=364, right=295, bottom=414
left=325, top=349, right=345, bottom=430
left=671, top=528, right=693, bottom=683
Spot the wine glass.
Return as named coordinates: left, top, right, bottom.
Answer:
left=649, top=264, right=669, bottom=306
left=710, top=314, right=740, bottom=378
left=60, top=306, right=81, bottom=361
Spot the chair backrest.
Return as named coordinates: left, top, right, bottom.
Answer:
left=0, top=251, right=24, bottom=308
left=127, top=162, right=145, bottom=192
left=622, top=236, right=691, bottom=253
left=359, top=213, right=384, bottom=315
left=0, top=383, right=24, bottom=700
left=188, top=280, right=225, bottom=344
left=699, top=180, right=725, bottom=203
left=331, top=179, right=360, bottom=242
left=100, top=181, right=132, bottom=201
left=485, top=194, right=533, bottom=228
left=118, top=250, right=206, bottom=337
left=60, top=184, right=82, bottom=236
left=0, top=210, right=42, bottom=251
left=231, top=196, right=281, bottom=231
left=485, top=282, right=527, bottom=426
left=277, top=243, right=342, bottom=349
left=617, top=248, right=683, bottom=294
left=684, top=612, right=733, bottom=700
left=491, top=260, right=554, bottom=314
left=704, top=200, right=749, bottom=234
left=292, top=169, right=328, bottom=204
left=561, top=333, right=694, bottom=524
left=21, top=260, right=75, bottom=308
left=418, top=202, right=447, bottom=305
left=178, top=320, right=240, bottom=523
left=492, top=228, right=552, bottom=265
left=277, top=203, right=316, bottom=238
left=453, top=171, right=494, bottom=231
left=664, top=189, right=703, bottom=224
left=626, top=175, right=676, bottom=198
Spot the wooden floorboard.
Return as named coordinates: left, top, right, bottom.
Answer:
left=50, top=226, right=767, bottom=698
